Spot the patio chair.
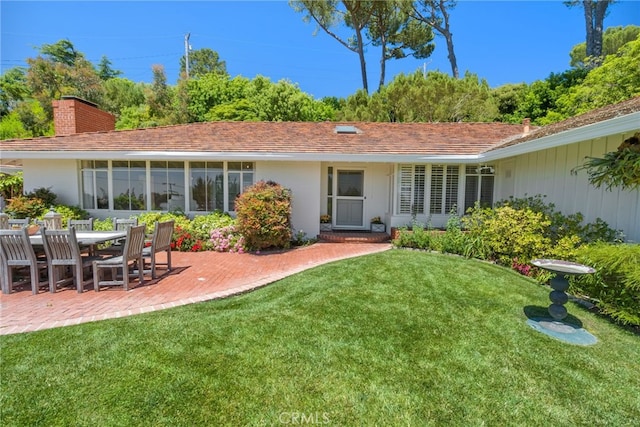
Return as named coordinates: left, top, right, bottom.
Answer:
left=41, top=227, right=102, bottom=293
left=93, top=224, right=146, bottom=291
left=68, top=218, right=94, bottom=231
left=96, top=218, right=138, bottom=256
left=0, top=228, right=48, bottom=294
left=69, top=218, right=96, bottom=255
left=142, top=220, right=174, bottom=279
left=8, top=218, right=30, bottom=228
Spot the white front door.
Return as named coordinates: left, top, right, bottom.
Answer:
left=334, top=169, right=365, bottom=229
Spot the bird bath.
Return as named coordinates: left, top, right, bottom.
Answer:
left=527, top=259, right=597, bottom=345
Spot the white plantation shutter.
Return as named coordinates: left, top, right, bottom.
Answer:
left=399, top=165, right=413, bottom=214
left=430, top=165, right=444, bottom=214
left=414, top=165, right=425, bottom=214
left=445, top=166, right=459, bottom=213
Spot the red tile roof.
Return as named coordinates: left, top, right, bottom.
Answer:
left=1, top=122, right=524, bottom=157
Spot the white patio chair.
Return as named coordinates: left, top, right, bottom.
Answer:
left=142, top=220, right=174, bottom=279
left=41, top=227, right=102, bottom=293
left=0, top=228, right=48, bottom=294
left=93, top=224, right=146, bottom=291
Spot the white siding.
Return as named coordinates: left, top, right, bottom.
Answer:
left=22, top=159, right=80, bottom=206
left=506, top=133, right=640, bottom=242
left=256, top=161, right=321, bottom=237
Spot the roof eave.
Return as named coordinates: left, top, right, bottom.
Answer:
left=479, top=111, right=640, bottom=161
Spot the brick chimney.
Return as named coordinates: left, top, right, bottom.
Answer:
left=52, top=96, right=115, bottom=136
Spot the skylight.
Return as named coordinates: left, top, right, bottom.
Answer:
left=334, top=125, right=360, bottom=134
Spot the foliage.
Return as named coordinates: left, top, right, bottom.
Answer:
left=210, top=225, right=245, bottom=253
left=392, top=225, right=440, bottom=251
left=0, top=171, right=23, bottom=200
left=179, top=47, right=228, bottom=78
left=26, top=186, right=57, bottom=207
left=3, top=195, right=47, bottom=219
left=463, top=205, right=552, bottom=267
left=572, top=242, right=640, bottom=326
left=572, top=132, right=640, bottom=191
left=570, top=25, right=640, bottom=68
left=0, top=111, right=30, bottom=139
left=439, top=208, right=467, bottom=255
left=235, top=180, right=292, bottom=251
left=555, top=35, right=640, bottom=117
left=340, top=70, right=499, bottom=122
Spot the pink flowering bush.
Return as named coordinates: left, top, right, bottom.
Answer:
left=210, top=225, right=245, bottom=253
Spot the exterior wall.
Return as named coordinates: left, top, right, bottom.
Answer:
left=506, top=132, right=640, bottom=242
left=22, top=159, right=80, bottom=206
left=52, top=98, right=115, bottom=136
left=256, top=161, right=321, bottom=237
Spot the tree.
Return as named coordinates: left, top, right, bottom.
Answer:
left=368, top=1, right=435, bottom=91
left=39, top=39, right=80, bottom=66
left=291, top=0, right=374, bottom=93
left=569, top=25, right=640, bottom=67
left=0, top=67, right=29, bottom=117
left=97, top=55, right=122, bottom=80
left=556, top=35, right=640, bottom=117
left=408, top=1, right=459, bottom=78
left=145, top=64, right=173, bottom=124
left=26, top=39, right=104, bottom=119
left=565, top=0, right=614, bottom=67
left=179, top=48, right=227, bottom=78
left=339, top=70, right=498, bottom=122
left=101, top=77, right=146, bottom=117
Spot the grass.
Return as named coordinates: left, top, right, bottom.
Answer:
left=1, top=250, right=638, bottom=426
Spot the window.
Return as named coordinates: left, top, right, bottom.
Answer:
left=189, top=161, right=223, bottom=211
left=398, top=165, right=425, bottom=215
left=151, top=161, right=185, bottom=211
left=430, top=165, right=459, bottom=215
left=227, top=162, right=254, bottom=211
left=464, top=165, right=495, bottom=211
left=80, top=160, right=108, bottom=209
left=112, top=161, right=146, bottom=210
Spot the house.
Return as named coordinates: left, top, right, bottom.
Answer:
left=1, top=96, right=639, bottom=241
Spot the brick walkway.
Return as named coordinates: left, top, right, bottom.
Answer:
left=0, top=242, right=391, bottom=335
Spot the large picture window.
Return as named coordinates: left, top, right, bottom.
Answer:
left=80, top=160, right=253, bottom=213
left=80, top=160, right=109, bottom=210
left=112, top=161, right=146, bottom=210
left=189, top=161, right=224, bottom=212
left=151, top=161, right=185, bottom=211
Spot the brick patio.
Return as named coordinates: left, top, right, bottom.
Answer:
left=0, top=242, right=391, bottom=335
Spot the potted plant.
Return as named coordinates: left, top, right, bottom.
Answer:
left=370, top=216, right=385, bottom=232
left=320, top=214, right=332, bottom=231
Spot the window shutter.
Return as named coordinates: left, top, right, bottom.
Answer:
left=430, top=165, right=444, bottom=214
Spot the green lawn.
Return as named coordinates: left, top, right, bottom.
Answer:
left=1, top=250, right=638, bottom=426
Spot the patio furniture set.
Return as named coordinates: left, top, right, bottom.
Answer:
left=0, top=216, right=175, bottom=294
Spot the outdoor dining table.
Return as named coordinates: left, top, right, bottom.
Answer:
left=29, top=230, right=127, bottom=247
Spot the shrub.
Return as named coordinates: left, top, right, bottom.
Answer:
left=571, top=242, right=640, bottom=326
left=26, top=187, right=57, bottom=208
left=210, top=225, right=245, bottom=253
left=392, top=226, right=440, bottom=251
left=235, top=181, right=292, bottom=251
left=4, top=195, right=47, bottom=219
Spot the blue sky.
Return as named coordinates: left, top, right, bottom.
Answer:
left=2, top=1, right=639, bottom=99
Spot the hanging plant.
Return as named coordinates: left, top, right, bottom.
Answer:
left=572, top=132, right=640, bottom=191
